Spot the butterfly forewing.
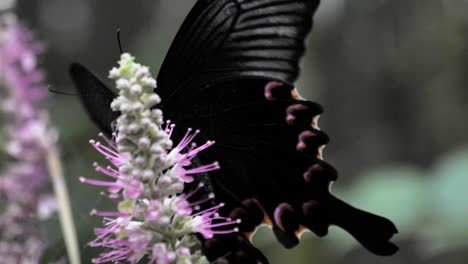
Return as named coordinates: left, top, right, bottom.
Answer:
left=70, top=63, right=119, bottom=135
left=157, top=0, right=317, bottom=111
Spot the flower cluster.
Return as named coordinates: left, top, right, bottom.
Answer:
left=0, top=13, right=57, bottom=263
left=82, top=53, right=239, bottom=263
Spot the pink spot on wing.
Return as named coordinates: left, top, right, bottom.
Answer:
left=286, top=104, right=309, bottom=124
left=264, top=81, right=284, bottom=100
left=296, top=131, right=317, bottom=151
left=274, top=203, right=295, bottom=232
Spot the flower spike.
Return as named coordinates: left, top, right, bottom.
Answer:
left=83, top=53, right=238, bottom=263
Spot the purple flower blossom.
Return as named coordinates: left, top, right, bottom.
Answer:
left=0, top=22, right=46, bottom=120
left=84, top=128, right=240, bottom=263
left=82, top=54, right=239, bottom=263
left=0, top=16, right=56, bottom=263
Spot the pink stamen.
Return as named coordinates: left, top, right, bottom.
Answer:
left=167, top=124, right=176, bottom=137
left=184, top=162, right=220, bottom=175
left=91, top=209, right=127, bottom=217
left=99, top=132, right=117, bottom=148
left=180, top=183, right=204, bottom=200
left=212, top=228, right=240, bottom=235
left=80, top=177, right=118, bottom=187
left=204, top=216, right=232, bottom=222
left=95, top=165, right=119, bottom=178
left=189, top=193, right=215, bottom=207
left=94, top=142, right=120, bottom=158
left=206, top=219, right=241, bottom=228
left=90, top=140, right=120, bottom=160
left=177, top=128, right=200, bottom=150
left=164, top=120, right=171, bottom=131
left=100, top=192, right=120, bottom=201
left=186, top=140, right=215, bottom=159
left=188, top=142, right=197, bottom=152
left=193, top=203, right=224, bottom=216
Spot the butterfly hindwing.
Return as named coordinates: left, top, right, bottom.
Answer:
left=168, top=79, right=398, bottom=262
left=70, top=63, right=119, bottom=135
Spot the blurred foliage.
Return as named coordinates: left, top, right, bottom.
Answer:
left=0, top=0, right=466, bottom=263
left=330, top=145, right=468, bottom=262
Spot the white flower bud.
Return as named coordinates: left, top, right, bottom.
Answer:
left=119, top=103, right=130, bottom=113
left=130, top=84, right=142, bottom=95
left=136, top=66, right=149, bottom=78
left=142, top=170, right=154, bottom=180
left=148, top=124, right=160, bottom=135
left=109, top=67, right=120, bottom=79
left=120, top=53, right=133, bottom=61
left=151, top=109, right=163, bottom=118
left=155, top=130, right=168, bottom=140
left=150, top=144, right=164, bottom=155
left=131, top=168, right=142, bottom=178
left=110, top=101, right=120, bottom=111
left=135, top=156, right=145, bottom=166
left=119, top=165, right=132, bottom=174
left=128, top=123, right=140, bottom=133
left=172, top=182, right=184, bottom=193
left=166, top=252, right=176, bottom=262
left=115, top=134, right=126, bottom=144
left=118, top=125, right=128, bottom=133
left=141, top=76, right=157, bottom=88
left=138, top=137, right=151, bottom=149
left=147, top=94, right=161, bottom=105
left=131, top=102, right=143, bottom=112
left=159, top=176, right=171, bottom=188
left=158, top=216, right=170, bottom=227
left=141, top=117, right=152, bottom=127
left=162, top=139, right=173, bottom=150
left=116, top=79, right=130, bottom=90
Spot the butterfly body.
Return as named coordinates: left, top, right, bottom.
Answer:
left=70, top=0, right=398, bottom=263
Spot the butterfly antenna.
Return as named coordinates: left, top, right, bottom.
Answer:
left=116, top=28, right=124, bottom=54
left=48, top=85, right=77, bottom=96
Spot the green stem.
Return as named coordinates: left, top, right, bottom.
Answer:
left=46, top=145, right=81, bottom=264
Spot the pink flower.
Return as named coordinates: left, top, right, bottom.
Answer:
left=81, top=54, right=240, bottom=263
left=0, top=19, right=54, bottom=263
left=83, top=126, right=239, bottom=263
left=0, top=23, right=46, bottom=119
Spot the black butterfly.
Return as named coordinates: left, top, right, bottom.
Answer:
left=70, top=0, right=398, bottom=263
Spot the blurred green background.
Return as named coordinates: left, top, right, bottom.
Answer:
left=12, top=0, right=468, bottom=263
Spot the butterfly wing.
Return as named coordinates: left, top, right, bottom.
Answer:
left=70, top=63, right=119, bottom=135
left=167, top=79, right=398, bottom=263
left=156, top=0, right=398, bottom=263
left=69, top=0, right=398, bottom=262
left=157, top=0, right=318, bottom=113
